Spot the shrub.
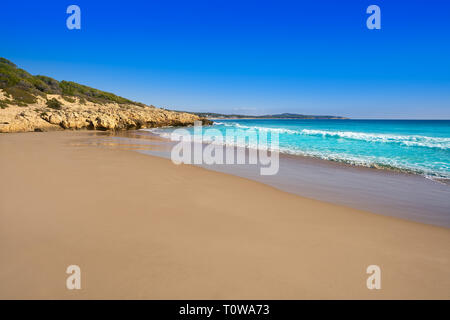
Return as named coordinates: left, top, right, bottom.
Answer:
left=0, top=58, right=16, bottom=67
left=62, top=95, right=75, bottom=103
left=4, top=87, right=36, bottom=104
left=46, top=98, right=62, bottom=110
left=1, top=57, right=147, bottom=108
left=34, top=75, right=61, bottom=94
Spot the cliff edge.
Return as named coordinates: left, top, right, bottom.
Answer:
left=0, top=58, right=211, bottom=133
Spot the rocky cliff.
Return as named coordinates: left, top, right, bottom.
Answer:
left=0, top=92, right=211, bottom=133
left=0, top=57, right=211, bottom=133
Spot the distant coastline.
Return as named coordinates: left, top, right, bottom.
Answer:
left=171, top=111, right=349, bottom=120
left=208, top=117, right=348, bottom=120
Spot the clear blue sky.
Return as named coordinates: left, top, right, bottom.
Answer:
left=1, top=0, right=449, bottom=118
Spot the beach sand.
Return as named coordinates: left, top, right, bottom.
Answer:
left=0, top=131, right=449, bottom=299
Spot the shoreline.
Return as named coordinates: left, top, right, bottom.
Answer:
left=1, top=131, right=449, bottom=299
left=203, top=119, right=450, bottom=182
left=131, top=129, right=450, bottom=227
left=140, top=127, right=448, bottom=182
left=278, top=149, right=450, bottom=186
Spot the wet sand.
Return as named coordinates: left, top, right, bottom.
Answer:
left=0, top=131, right=449, bottom=299
left=126, top=130, right=450, bottom=227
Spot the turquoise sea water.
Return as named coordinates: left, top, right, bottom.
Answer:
left=151, top=119, right=450, bottom=180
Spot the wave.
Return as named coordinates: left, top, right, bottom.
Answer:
left=300, top=129, right=450, bottom=150
left=213, top=123, right=450, bottom=150
left=143, top=126, right=450, bottom=179
left=281, top=149, right=450, bottom=179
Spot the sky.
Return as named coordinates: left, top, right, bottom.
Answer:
left=1, top=0, right=449, bottom=119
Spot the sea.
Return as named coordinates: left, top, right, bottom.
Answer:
left=154, top=119, right=450, bottom=182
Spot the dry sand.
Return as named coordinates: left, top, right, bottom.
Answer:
left=0, top=131, right=449, bottom=299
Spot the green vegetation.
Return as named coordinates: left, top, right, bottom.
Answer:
left=46, top=98, right=62, bottom=110
left=62, top=95, right=76, bottom=103
left=59, top=80, right=144, bottom=106
left=4, top=87, right=37, bottom=104
left=78, top=96, right=86, bottom=104
left=0, top=100, right=8, bottom=109
left=0, top=57, right=146, bottom=107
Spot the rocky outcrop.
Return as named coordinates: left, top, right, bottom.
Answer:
left=0, top=94, right=211, bottom=133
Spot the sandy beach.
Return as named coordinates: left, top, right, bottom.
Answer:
left=0, top=131, right=449, bottom=299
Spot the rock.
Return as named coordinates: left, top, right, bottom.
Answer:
left=48, top=114, right=63, bottom=125
left=0, top=95, right=212, bottom=133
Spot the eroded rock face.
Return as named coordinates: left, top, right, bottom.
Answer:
left=0, top=95, right=211, bottom=133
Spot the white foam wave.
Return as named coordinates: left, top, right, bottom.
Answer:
left=213, top=123, right=450, bottom=150
left=300, top=129, right=450, bottom=150
left=143, top=126, right=450, bottom=179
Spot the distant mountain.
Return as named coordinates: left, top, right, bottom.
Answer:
left=172, top=111, right=348, bottom=120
